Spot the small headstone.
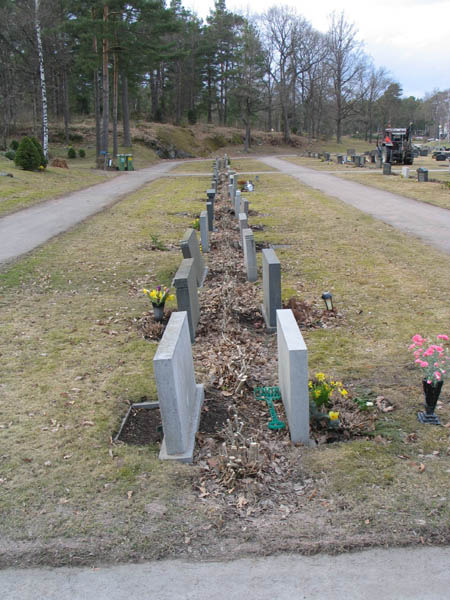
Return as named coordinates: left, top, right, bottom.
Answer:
left=324, top=152, right=330, bottom=161
left=376, top=157, right=382, bottom=168
left=241, top=198, right=249, bottom=217
left=180, top=228, right=208, bottom=287
left=383, top=163, right=391, bottom=175
left=238, top=213, right=248, bottom=243
left=417, top=168, right=428, bottom=182
left=206, top=188, right=216, bottom=201
left=276, top=309, right=310, bottom=445
left=261, top=248, right=281, bottom=332
left=199, top=211, right=209, bottom=253
left=402, top=167, right=410, bottom=179
left=154, top=311, right=204, bottom=462
left=206, top=201, right=214, bottom=232
left=235, top=190, right=241, bottom=217
left=337, top=154, right=343, bottom=164
left=228, top=184, right=233, bottom=201
left=173, top=258, right=200, bottom=343
left=242, top=228, right=257, bottom=282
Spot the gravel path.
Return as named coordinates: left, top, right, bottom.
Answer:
left=0, top=162, right=178, bottom=267
left=260, top=156, right=450, bottom=255
left=1, top=546, right=449, bottom=599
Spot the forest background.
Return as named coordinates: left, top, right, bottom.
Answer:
left=1, top=0, right=449, bottom=159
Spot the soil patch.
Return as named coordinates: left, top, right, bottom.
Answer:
left=116, top=406, right=163, bottom=445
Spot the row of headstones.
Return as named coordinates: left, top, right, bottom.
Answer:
left=153, top=157, right=310, bottom=461
left=383, top=163, right=430, bottom=181
left=305, top=150, right=371, bottom=167
left=154, top=307, right=310, bottom=462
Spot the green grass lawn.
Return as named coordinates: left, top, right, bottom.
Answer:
left=0, top=166, right=449, bottom=566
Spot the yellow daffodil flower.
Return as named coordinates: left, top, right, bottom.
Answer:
left=328, top=411, right=339, bottom=421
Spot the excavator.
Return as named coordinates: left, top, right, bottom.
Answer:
left=376, top=124, right=414, bottom=165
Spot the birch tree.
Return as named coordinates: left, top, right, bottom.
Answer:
left=34, top=0, right=48, bottom=160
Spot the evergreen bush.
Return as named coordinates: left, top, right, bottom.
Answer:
left=30, top=136, right=47, bottom=168
left=5, top=150, right=15, bottom=161
left=78, top=148, right=86, bottom=158
left=67, top=146, right=76, bottom=159
left=14, top=137, right=41, bottom=171
left=10, top=140, right=19, bottom=151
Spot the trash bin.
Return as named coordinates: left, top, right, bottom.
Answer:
left=117, top=154, right=126, bottom=171
left=126, top=154, right=134, bottom=171
left=417, top=168, right=428, bottom=182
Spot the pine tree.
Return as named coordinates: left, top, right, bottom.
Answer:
left=14, top=137, right=42, bottom=171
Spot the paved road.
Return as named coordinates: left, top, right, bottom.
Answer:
left=1, top=546, right=449, bottom=599
left=0, top=162, right=178, bottom=266
left=260, top=156, right=450, bottom=255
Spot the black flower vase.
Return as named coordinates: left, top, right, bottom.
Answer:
left=152, top=303, right=165, bottom=323
left=418, top=379, right=443, bottom=425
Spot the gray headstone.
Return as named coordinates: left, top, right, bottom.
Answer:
left=206, top=201, right=214, bottom=232
left=173, top=258, right=199, bottom=343
left=383, top=163, right=392, bottom=175
left=207, top=188, right=216, bottom=201
left=261, top=248, right=281, bottom=331
left=199, top=210, right=209, bottom=253
left=376, top=157, right=382, bottom=168
left=337, top=154, right=343, bottom=164
left=242, top=228, right=257, bottom=282
left=235, top=190, right=241, bottom=217
left=417, top=168, right=428, bottom=182
left=228, top=184, right=233, bottom=201
left=402, top=167, right=410, bottom=179
left=276, top=309, right=310, bottom=445
left=154, top=311, right=204, bottom=462
left=242, top=198, right=249, bottom=217
left=180, top=228, right=207, bottom=287
left=238, top=213, right=248, bottom=243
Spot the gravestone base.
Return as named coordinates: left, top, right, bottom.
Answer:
left=159, top=384, right=204, bottom=463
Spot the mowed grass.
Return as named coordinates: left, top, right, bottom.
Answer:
left=0, top=169, right=449, bottom=564
left=172, top=157, right=278, bottom=174
left=0, top=143, right=159, bottom=217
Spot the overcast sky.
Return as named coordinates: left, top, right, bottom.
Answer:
left=183, top=0, right=450, bottom=99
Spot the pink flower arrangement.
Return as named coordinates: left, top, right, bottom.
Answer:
left=409, top=334, right=449, bottom=386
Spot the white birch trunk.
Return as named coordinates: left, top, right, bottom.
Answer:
left=35, top=0, right=48, bottom=160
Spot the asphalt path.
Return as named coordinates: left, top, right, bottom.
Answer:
left=1, top=546, right=449, bottom=599
left=260, top=156, right=450, bottom=255
left=0, top=162, right=178, bottom=267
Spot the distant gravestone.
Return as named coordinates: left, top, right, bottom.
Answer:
left=383, top=163, right=391, bottom=175
left=242, top=228, right=258, bottom=282
left=154, top=311, right=204, bottom=462
left=276, top=309, right=310, bottom=445
left=235, top=190, right=241, bottom=217
left=173, top=258, right=199, bottom=343
left=228, top=184, right=233, bottom=201
left=180, top=228, right=207, bottom=287
left=206, top=201, right=214, bottom=232
left=402, top=167, right=410, bottom=179
left=238, top=213, right=248, bottom=243
left=376, top=157, right=382, bottom=168
left=337, top=154, right=343, bottom=164
left=241, top=198, right=249, bottom=217
left=199, top=210, right=209, bottom=253
left=417, top=168, right=428, bottom=182
left=261, top=248, right=281, bottom=331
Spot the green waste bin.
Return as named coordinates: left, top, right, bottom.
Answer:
left=117, top=154, right=126, bottom=171
left=126, top=154, right=134, bottom=171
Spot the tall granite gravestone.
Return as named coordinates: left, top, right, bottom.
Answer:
left=235, top=190, right=241, bottom=217
left=241, top=198, right=249, bottom=217
left=199, top=211, right=209, bottom=253
left=173, top=258, right=199, bottom=343
left=261, top=248, right=281, bottom=331
left=238, top=213, right=248, bottom=243
left=276, top=309, right=310, bottom=445
left=180, top=228, right=208, bottom=287
left=242, top=228, right=257, bottom=282
left=206, top=201, right=214, bottom=232
left=228, top=184, right=233, bottom=202
left=154, top=311, right=204, bottom=462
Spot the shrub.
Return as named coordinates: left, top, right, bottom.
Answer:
left=187, top=109, right=197, bottom=125
left=69, top=132, right=83, bottom=142
left=14, top=137, right=41, bottom=171
left=67, top=146, right=76, bottom=159
left=78, top=148, right=86, bottom=158
left=5, top=150, right=15, bottom=161
left=30, top=136, right=47, bottom=168
left=9, top=140, right=19, bottom=151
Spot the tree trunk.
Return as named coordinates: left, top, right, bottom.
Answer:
left=102, top=4, right=109, bottom=155
left=112, top=50, right=118, bottom=158
left=62, top=68, right=70, bottom=144
left=35, top=0, right=48, bottom=160
left=121, top=71, right=131, bottom=147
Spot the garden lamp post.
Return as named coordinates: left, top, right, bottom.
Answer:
left=321, top=292, right=334, bottom=311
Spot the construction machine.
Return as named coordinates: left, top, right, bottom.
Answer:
left=376, top=124, right=414, bottom=165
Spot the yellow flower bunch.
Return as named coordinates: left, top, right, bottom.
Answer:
left=309, top=372, right=348, bottom=410
left=142, top=286, right=175, bottom=307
